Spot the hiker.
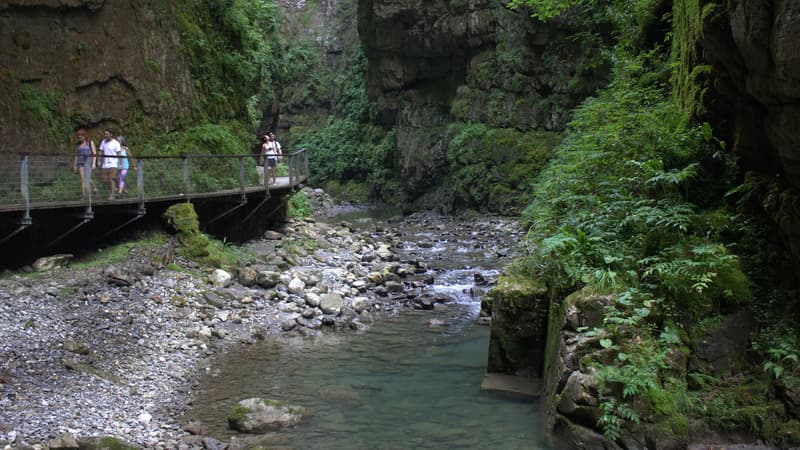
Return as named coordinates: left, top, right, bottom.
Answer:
left=116, top=135, right=134, bottom=197
left=99, top=128, right=121, bottom=200
left=72, top=127, right=97, bottom=200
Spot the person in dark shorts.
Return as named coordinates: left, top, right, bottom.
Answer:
left=72, top=127, right=97, bottom=200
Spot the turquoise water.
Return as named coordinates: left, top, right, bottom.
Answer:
left=189, top=306, right=547, bottom=449
left=188, top=213, right=548, bottom=449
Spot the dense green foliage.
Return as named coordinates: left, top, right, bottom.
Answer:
left=517, top=0, right=800, bottom=444
left=508, top=0, right=592, bottom=19
left=166, top=0, right=281, bottom=123
left=292, top=52, right=398, bottom=203
left=445, top=123, right=560, bottom=213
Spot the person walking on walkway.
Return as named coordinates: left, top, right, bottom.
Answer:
left=72, top=127, right=97, bottom=200
left=116, top=135, right=134, bottom=197
left=99, top=128, right=121, bottom=200
left=265, top=133, right=282, bottom=185
left=257, top=134, right=267, bottom=186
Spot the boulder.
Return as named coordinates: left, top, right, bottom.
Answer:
left=256, top=271, right=281, bottom=288
left=227, top=398, right=305, bottom=433
left=319, top=293, right=343, bottom=315
left=305, top=292, right=322, bottom=307
left=238, top=266, right=258, bottom=286
left=484, top=274, right=549, bottom=375
left=352, top=297, right=372, bottom=313
left=688, top=311, right=752, bottom=376
left=209, top=269, right=232, bottom=288
left=367, top=271, right=384, bottom=284
left=288, top=277, right=306, bottom=294
left=32, top=254, right=73, bottom=271
left=48, top=432, right=78, bottom=449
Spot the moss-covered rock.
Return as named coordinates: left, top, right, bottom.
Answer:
left=485, top=274, right=549, bottom=376
left=77, top=436, right=140, bottom=450
left=227, top=397, right=305, bottom=433
left=163, top=202, right=221, bottom=267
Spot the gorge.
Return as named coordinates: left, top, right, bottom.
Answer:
left=1, top=0, right=799, bottom=449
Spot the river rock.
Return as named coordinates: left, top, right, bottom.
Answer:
left=297, top=317, right=322, bottom=329
left=352, top=297, right=371, bottom=313
left=256, top=270, right=281, bottom=288
left=202, top=436, right=228, bottom=450
left=227, top=398, right=305, bottom=433
left=263, top=230, right=283, bottom=240
left=280, top=318, right=297, bottom=331
left=204, top=291, right=225, bottom=308
left=288, top=277, right=306, bottom=294
left=376, top=245, right=394, bottom=261
left=367, top=271, right=384, bottom=284
left=32, top=254, right=73, bottom=271
left=278, top=301, right=300, bottom=313
left=320, top=293, right=343, bottom=315
left=414, top=296, right=435, bottom=310
left=48, top=432, right=78, bottom=449
left=238, top=266, right=258, bottom=286
left=209, top=269, right=232, bottom=288
left=384, top=281, right=404, bottom=293
left=305, top=292, right=321, bottom=307
left=64, top=339, right=90, bottom=355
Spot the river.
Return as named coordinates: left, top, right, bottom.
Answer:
left=186, top=210, right=549, bottom=449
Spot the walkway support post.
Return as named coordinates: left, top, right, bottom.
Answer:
left=82, top=155, right=93, bottom=219
left=303, top=148, right=309, bottom=180
left=182, top=154, right=190, bottom=201
left=19, top=154, right=31, bottom=225
left=137, top=159, right=146, bottom=215
left=238, top=156, right=247, bottom=203
left=289, top=152, right=297, bottom=192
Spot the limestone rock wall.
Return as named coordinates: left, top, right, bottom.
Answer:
left=357, top=0, right=611, bottom=204
left=0, top=0, right=195, bottom=153
left=700, top=0, right=800, bottom=281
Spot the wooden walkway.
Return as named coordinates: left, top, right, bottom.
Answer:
left=0, top=177, right=300, bottom=213
left=0, top=150, right=309, bottom=245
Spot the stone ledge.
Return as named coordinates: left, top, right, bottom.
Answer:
left=480, top=373, right=542, bottom=397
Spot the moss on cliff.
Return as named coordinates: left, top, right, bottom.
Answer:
left=445, top=123, right=561, bottom=214
left=671, top=0, right=722, bottom=117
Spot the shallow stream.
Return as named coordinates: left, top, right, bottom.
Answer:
left=187, top=211, right=549, bottom=449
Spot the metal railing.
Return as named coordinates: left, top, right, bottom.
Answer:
left=0, top=149, right=309, bottom=220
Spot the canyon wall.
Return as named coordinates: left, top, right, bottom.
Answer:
left=0, top=0, right=195, bottom=153
left=357, top=0, right=611, bottom=208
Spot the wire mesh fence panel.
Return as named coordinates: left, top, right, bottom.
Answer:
left=140, top=158, right=186, bottom=200
left=0, top=150, right=307, bottom=211
left=188, top=156, right=241, bottom=195
left=26, top=154, right=82, bottom=203
left=244, top=157, right=262, bottom=187
left=0, top=155, right=23, bottom=207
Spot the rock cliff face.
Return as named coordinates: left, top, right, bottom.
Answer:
left=357, top=0, right=610, bottom=205
left=700, top=0, right=800, bottom=281
left=0, top=0, right=195, bottom=152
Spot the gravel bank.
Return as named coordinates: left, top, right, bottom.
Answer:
left=0, top=211, right=521, bottom=450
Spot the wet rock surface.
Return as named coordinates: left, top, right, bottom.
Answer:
left=0, top=210, right=521, bottom=449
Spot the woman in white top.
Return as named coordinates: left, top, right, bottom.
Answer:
left=99, top=128, right=121, bottom=199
